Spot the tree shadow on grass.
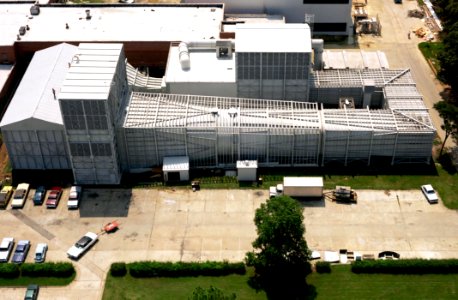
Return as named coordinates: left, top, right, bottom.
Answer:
left=437, top=153, right=457, bottom=175
left=247, top=276, right=317, bottom=300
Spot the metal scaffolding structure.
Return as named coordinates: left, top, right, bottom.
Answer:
left=119, top=88, right=435, bottom=171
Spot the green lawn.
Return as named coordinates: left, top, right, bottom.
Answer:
left=103, top=265, right=458, bottom=299
left=102, top=268, right=266, bottom=300
left=308, top=265, right=458, bottom=299
left=418, top=42, right=444, bottom=75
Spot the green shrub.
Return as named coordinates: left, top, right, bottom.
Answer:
left=110, top=262, right=127, bottom=277
left=129, top=261, right=246, bottom=278
left=352, top=259, right=458, bottom=274
left=0, top=264, right=20, bottom=278
left=315, top=261, right=331, bottom=273
left=21, top=262, right=75, bottom=277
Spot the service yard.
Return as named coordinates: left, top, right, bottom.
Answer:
left=1, top=187, right=458, bottom=299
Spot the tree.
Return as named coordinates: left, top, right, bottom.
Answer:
left=434, top=100, right=458, bottom=155
left=245, top=196, right=311, bottom=298
left=189, top=286, right=236, bottom=300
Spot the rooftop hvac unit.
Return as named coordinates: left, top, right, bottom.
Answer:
left=216, top=40, right=232, bottom=59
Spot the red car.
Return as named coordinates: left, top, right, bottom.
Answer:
left=46, top=187, right=63, bottom=208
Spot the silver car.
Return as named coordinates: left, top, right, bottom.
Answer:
left=34, top=243, right=48, bottom=263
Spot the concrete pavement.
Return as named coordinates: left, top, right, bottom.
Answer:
left=2, top=187, right=458, bottom=299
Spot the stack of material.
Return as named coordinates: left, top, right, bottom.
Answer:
left=408, top=9, right=425, bottom=18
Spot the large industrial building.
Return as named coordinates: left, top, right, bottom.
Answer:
left=184, top=0, right=354, bottom=35
left=0, top=3, right=435, bottom=184
left=0, top=19, right=435, bottom=184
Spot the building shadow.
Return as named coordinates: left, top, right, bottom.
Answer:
left=79, top=188, right=132, bottom=218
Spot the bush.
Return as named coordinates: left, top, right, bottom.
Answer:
left=129, top=261, right=246, bottom=278
left=315, top=261, right=331, bottom=273
left=351, top=259, right=458, bottom=274
left=110, top=262, right=127, bottom=277
left=0, top=264, right=20, bottom=278
left=21, top=262, right=75, bottom=277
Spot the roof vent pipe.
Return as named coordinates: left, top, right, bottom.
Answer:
left=311, top=39, right=324, bottom=71
left=178, top=42, right=191, bottom=70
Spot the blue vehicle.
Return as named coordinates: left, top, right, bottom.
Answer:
left=33, top=186, right=46, bottom=205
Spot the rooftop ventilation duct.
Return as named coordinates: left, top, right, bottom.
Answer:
left=178, top=40, right=235, bottom=70
left=312, top=39, right=324, bottom=71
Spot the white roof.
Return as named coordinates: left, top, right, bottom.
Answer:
left=166, top=46, right=236, bottom=83
left=0, top=4, right=224, bottom=46
left=235, top=23, right=312, bottom=53
left=163, top=156, right=190, bottom=171
left=283, top=177, right=323, bottom=187
left=59, top=43, right=122, bottom=100
left=323, top=50, right=389, bottom=69
left=0, top=43, right=77, bottom=127
left=236, top=160, right=258, bottom=169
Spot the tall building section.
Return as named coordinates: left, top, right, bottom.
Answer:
left=58, top=44, right=127, bottom=184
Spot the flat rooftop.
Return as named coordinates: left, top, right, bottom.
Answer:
left=0, top=4, right=224, bottom=46
left=235, top=23, right=312, bottom=53
left=165, top=46, right=236, bottom=83
left=59, top=43, right=122, bottom=101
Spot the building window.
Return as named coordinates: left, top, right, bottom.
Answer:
left=84, top=101, right=108, bottom=130
left=61, top=101, right=86, bottom=130
left=69, top=143, right=91, bottom=157
left=91, top=143, right=112, bottom=157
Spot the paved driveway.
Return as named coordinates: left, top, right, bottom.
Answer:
left=1, top=187, right=458, bottom=299
left=356, top=0, right=451, bottom=147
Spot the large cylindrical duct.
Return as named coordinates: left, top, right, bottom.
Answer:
left=312, top=39, right=324, bottom=70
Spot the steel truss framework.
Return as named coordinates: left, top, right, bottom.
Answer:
left=120, top=67, right=435, bottom=170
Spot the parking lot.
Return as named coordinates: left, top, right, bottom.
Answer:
left=1, top=187, right=458, bottom=299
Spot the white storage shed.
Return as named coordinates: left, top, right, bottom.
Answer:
left=237, top=160, right=258, bottom=181
left=163, top=156, right=190, bottom=182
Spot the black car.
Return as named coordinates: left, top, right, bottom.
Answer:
left=24, top=284, right=39, bottom=300
left=12, top=240, right=30, bottom=264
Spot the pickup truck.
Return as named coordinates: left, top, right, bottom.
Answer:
left=67, top=186, right=82, bottom=209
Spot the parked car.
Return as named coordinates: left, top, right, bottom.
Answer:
left=34, top=243, right=48, bottom=263
left=0, top=186, right=13, bottom=208
left=421, top=184, right=439, bottom=204
left=24, top=284, right=39, bottom=300
left=11, top=183, right=30, bottom=208
left=33, top=186, right=46, bottom=205
left=46, top=186, right=63, bottom=208
left=12, top=240, right=30, bottom=263
left=0, top=237, right=14, bottom=262
left=67, top=232, right=98, bottom=259
left=67, top=186, right=82, bottom=209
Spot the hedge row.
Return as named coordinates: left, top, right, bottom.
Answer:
left=352, top=259, right=458, bottom=274
left=110, top=262, right=127, bottom=277
left=0, top=264, right=20, bottom=278
left=120, top=261, right=246, bottom=278
left=0, top=263, right=74, bottom=278
left=315, top=261, right=331, bottom=273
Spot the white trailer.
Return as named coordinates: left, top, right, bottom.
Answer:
left=282, top=177, right=323, bottom=198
